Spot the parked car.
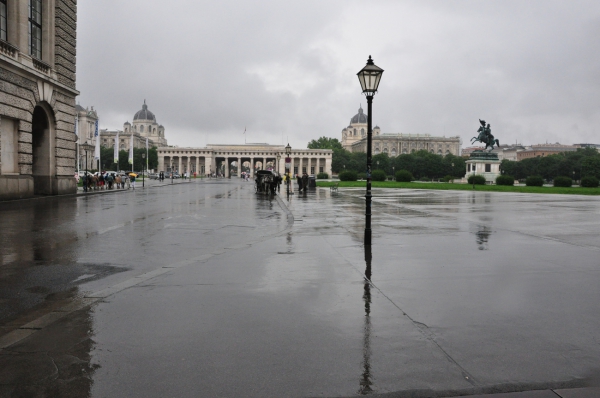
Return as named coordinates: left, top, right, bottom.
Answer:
left=173, top=172, right=181, bottom=179
left=149, top=173, right=159, bottom=180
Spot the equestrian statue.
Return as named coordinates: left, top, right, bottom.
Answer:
left=471, top=119, right=499, bottom=150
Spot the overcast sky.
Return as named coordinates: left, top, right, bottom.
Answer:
left=76, top=0, right=600, bottom=150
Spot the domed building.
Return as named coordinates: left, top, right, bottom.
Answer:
left=124, top=100, right=167, bottom=147
left=341, top=106, right=380, bottom=150
left=96, top=100, right=168, bottom=155
left=340, top=106, right=461, bottom=156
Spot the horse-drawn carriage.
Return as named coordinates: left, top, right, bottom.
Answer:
left=255, top=170, right=281, bottom=195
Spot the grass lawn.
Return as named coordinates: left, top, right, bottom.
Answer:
left=316, top=181, right=600, bottom=195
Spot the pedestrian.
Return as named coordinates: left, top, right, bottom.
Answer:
left=297, top=174, right=302, bottom=192
left=83, top=172, right=88, bottom=192
left=125, top=174, right=131, bottom=189
left=130, top=174, right=136, bottom=190
left=302, top=172, right=309, bottom=192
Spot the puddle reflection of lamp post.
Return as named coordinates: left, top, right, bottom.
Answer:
left=357, top=56, right=384, bottom=246
left=358, top=244, right=373, bottom=394
left=142, top=153, right=145, bottom=188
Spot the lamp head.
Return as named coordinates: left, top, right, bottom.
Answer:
left=357, top=56, right=384, bottom=96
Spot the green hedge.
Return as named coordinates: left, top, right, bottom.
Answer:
left=357, top=172, right=366, bottom=180
left=581, top=176, right=599, bottom=188
left=467, top=175, right=486, bottom=185
left=316, top=172, right=328, bottom=179
left=372, top=170, right=386, bottom=181
left=553, top=176, right=572, bottom=187
left=496, top=175, right=515, bottom=186
left=339, top=170, right=357, bottom=181
left=526, top=176, right=544, bottom=186
left=395, top=170, right=414, bottom=182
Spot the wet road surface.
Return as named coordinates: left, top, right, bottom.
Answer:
left=1, top=181, right=600, bottom=397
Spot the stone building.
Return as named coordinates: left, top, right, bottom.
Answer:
left=341, top=106, right=461, bottom=156
left=516, top=144, right=577, bottom=161
left=0, top=0, right=78, bottom=200
left=123, top=100, right=167, bottom=147
left=157, top=144, right=332, bottom=178
left=75, top=104, right=97, bottom=172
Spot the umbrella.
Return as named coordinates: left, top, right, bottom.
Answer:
left=128, top=173, right=138, bottom=177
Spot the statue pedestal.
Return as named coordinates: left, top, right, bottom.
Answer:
left=464, top=150, right=501, bottom=183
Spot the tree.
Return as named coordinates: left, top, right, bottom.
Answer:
left=307, top=137, right=343, bottom=150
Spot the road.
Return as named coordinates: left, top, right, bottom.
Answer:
left=1, top=180, right=599, bottom=397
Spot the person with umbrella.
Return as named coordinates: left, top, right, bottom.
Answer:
left=129, top=172, right=137, bottom=190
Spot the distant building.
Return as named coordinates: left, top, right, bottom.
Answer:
left=0, top=0, right=79, bottom=200
left=340, top=106, right=461, bottom=156
left=516, top=144, right=577, bottom=161
left=76, top=101, right=169, bottom=171
left=76, top=104, right=98, bottom=172
left=574, top=143, right=600, bottom=151
left=490, top=145, right=526, bottom=161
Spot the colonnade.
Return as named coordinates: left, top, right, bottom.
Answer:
left=157, top=145, right=333, bottom=178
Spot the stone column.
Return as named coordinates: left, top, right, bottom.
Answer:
left=325, top=157, right=332, bottom=177
left=224, top=158, right=230, bottom=178
left=195, top=157, right=199, bottom=175
left=250, top=157, right=255, bottom=178
left=158, top=154, right=164, bottom=172
left=178, top=156, right=182, bottom=174
left=279, top=156, right=285, bottom=174
left=205, top=155, right=213, bottom=176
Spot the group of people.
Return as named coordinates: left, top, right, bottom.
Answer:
left=280, top=172, right=310, bottom=193
left=80, top=171, right=137, bottom=192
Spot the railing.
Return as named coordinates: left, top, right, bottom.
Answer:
left=0, top=40, right=18, bottom=59
left=32, top=57, right=51, bottom=74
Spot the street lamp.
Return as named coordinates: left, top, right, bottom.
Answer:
left=142, top=153, right=146, bottom=188
left=171, top=160, right=174, bottom=184
left=285, top=143, right=291, bottom=197
left=84, top=149, right=88, bottom=192
left=357, top=55, right=384, bottom=246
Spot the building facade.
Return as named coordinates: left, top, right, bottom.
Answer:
left=75, top=104, right=96, bottom=172
left=341, top=107, right=461, bottom=156
left=516, top=144, right=577, bottom=161
left=0, top=0, right=78, bottom=200
left=157, top=144, right=332, bottom=178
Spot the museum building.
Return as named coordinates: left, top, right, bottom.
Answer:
left=0, top=0, right=78, bottom=200
left=341, top=106, right=461, bottom=156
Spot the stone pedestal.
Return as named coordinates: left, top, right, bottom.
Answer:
left=465, top=150, right=501, bottom=184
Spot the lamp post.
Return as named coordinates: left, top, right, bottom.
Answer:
left=285, top=143, right=291, bottom=197
left=171, top=160, right=174, bottom=184
left=357, top=55, right=384, bottom=246
left=84, top=149, right=88, bottom=192
left=142, top=153, right=146, bottom=188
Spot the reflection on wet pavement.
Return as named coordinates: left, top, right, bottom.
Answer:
left=2, top=183, right=600, bottom=397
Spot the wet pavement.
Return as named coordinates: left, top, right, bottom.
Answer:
left=1, top=180, right=599, bottom=397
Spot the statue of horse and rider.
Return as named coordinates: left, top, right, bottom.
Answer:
left=471, top=119, right=499, bottom=150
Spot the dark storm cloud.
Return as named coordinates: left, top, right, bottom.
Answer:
left=77, top=0, right=600, bottom=149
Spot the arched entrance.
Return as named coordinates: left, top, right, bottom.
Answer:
left=32, top=105, right=55, bottom=195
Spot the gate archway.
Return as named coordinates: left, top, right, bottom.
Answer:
left=32, top=105, right=55, bottom=195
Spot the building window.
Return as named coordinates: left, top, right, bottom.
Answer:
left=319, top=166, right=323, bottom=173
left=140, top=125, right=144, bottom=133
left=361, top=128, right=365, bottom=136
left=294, top=166, right=298, bottom=174
left=29, top=0, right=42, bottom=59
left=302, top=167, right=306, bottom=174
left=310, top=166, right=314, bottom=174
left=0, top=0, right=7, bottom=41
left=485, top=164, right=491, bottom=172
